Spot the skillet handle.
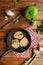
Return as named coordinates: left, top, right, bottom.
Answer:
left=0, top=48, right=10, bottom=59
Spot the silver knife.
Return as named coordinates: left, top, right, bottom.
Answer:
left=0, top=15, right=21, bottom=29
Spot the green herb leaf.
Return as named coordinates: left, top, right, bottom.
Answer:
left=13, top=0, right=17, bottom=4
left=22, top=63, right=26, bottom=65
left=36, top=24, right=43, bottom=33
left=32, top=20, right=37, bottom=26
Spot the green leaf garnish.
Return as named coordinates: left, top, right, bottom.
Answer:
left=36, top=24, right=43, bottom=33
left=12, top=0, right=17, bottom=4
left=32, top=20, right=37, bottom=26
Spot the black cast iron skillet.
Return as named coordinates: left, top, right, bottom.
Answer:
left=0, top=28, right=31, bottom=59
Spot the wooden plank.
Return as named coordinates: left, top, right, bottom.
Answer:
left=0, top=2, right=35, bottom=11
left=1, top=57, right=25, bottom=65
left=0, top=13, right=42, bottom=29
left=0, top=40, right=7, bottom=55
left=0, top=0, right=43, bottom=65
left=35, top=11, right=43, bottom=21
left=0, top=0, right=43, bottom=2
left=31, top=52, right=43, bottom=65
left=0, top=12, right=43, bottom=30
left=0, top=11, right=19, bottom=27
left=0, top=1, right=43, bottom=11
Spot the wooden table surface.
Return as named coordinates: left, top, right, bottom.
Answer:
left=0, top=0, right=43, bottom=65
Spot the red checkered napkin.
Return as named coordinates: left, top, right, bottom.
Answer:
left=14, top=27, right=41, bottom=58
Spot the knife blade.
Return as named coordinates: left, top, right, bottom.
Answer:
left=0, top=15, right=21, bottom=29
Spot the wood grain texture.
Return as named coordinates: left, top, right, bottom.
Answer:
left=0, top=0, right=43, bottom=65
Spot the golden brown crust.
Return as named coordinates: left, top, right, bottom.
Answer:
left=20, top=37, right=29, bottom=47
left=14, top=31, right=24, bottom=39
left=11, top=39, right=19, bottom=49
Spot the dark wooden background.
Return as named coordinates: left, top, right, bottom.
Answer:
left=0, top=0, right=43, bottom=65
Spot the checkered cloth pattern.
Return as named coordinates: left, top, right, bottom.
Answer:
left=14, top=27, right=41, bottom=58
